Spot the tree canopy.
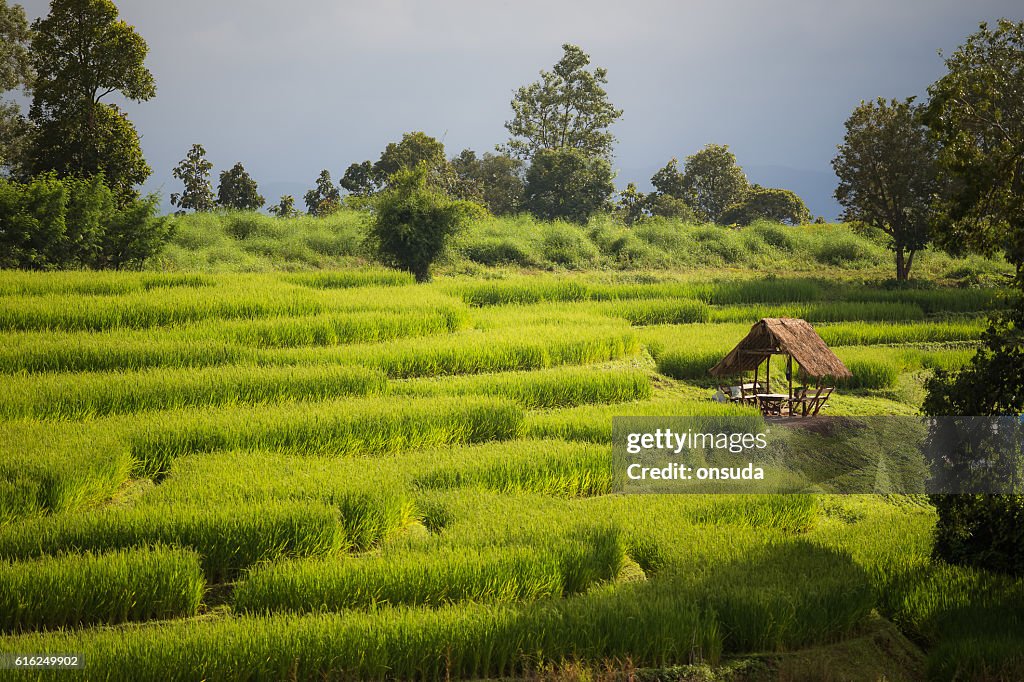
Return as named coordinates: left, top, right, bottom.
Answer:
left=833, top=98, right=938, bottom=280
left=923, top=19, right=1024, bottom=274
left=720, top=185, right=811, bottom=227
left=27, top=0, right=155, bottom=202
left=217, top=162, right=264, bottom=211
left=523, top=147, right=614, bottom=224
left=170, top=143, right=215, bottom=213
left=681, top=144, right=749, bottom=223
left=304, top=169, right=341, bottom=216
left=503, top=44, right=622, bottom=161
left=1, top=1, right=35, bottom=174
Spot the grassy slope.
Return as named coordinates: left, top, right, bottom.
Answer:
left=0, top=228, right=1020, bottom=681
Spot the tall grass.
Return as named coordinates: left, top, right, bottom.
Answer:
left=234, top=527, right=624, bottom=613
left=0, top=365, right=387, bottom=419
left=0, top=423, right=132, bottom=522
left=394, top=366, right=651, bottom=409
left=125, top=396, right=524, bottom=478
left=0, top=546, right=205, bottom=632
left=0, top=501, right=343, bottom=582
left=413, top=440, right=613, bottom=498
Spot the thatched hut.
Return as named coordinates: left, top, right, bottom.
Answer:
left=709, top=318, right=852, bottom=416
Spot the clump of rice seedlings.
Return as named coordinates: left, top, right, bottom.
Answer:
left=0, top=331, right=256, bottom=374
left=835, top=358, right=901, bottom=389
left=0, top=271, right=212, bottom=297
left=525, top=397, right=759, bottom=443
left=136, top=451, right=414, bottom=551
left=709, top=301, right=926, bottom=324
left=125, top=396, right=524, bottom=478
left=601, top=299, right=711, bottom=325
left=0, top=501, right=343, bottom=582
left=413, top=440, right=613, bottom=498
left=846, top=286, right=1005, bottom=314
left=693, top=278, right=823, bottom=305
left=223, top=308, right=466, bottom=347
left=394, top=367, right=650, bottom=409
left=233, top=546, right=567, bottom=613
left=0, top=587, right=723, bottom=680
left=234, top=525, right=625, bottom=615
left=0, top=423, right=132, bottom=523
left=817, top=320, right=986, bottom=346
left=0, top=282, right=326, bottom=332
left=656, top=348, right=726, bottom=381
left=284, top=269, right=415, bottom=289
left=0, top=546, right=205, bottom=633
left=279, top=326, right=639, bottom=379
left=0, top=365, right=387, bottom=419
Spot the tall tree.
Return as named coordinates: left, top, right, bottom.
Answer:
left=503, top=44, right=623, bottom=161
left=217, top=162, right=264, bottom=211
left=304, top=169, right=341, bottom=216
left=832, top=98, right=938, bottom=280
left=719, top=185, right=811, bottom=226
left=0, top=0, right=33, bottom=175
left=170, top=144, right=214, bottom=213
left=523, top=147, right=614, bottom=224
left=268, top=195, right=299, bottom=218
left=922, top=19, right=1024, bottom=274
left=920, top=20, right=1024, bottom=578
left=27, top=0, right=155, bottom=202
left=450, top=149, right=524, bottom=216
left=682, top=144, right=749, bottom=224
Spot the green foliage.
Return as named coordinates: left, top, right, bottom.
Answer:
left=303, top=169, right=341, bottom=216
left=0, top=0, right=32, bottom=92
left=340, top=160, right=380, bottom=196
left=217, top=162, right=264, bottom=210
left=27, top=0, right=155, bottom=203
left=924, top=296, right=1024, bottom=577
left=0, top=547, right=205, bottom=632
left=170, top=143, right=215, bottom=213
left=503, top=43, right=623, bottom=161
left=616, top=182, right=647, bottom=225
left=720, top=185, right=811, bottom=226
left=923, top=19, right=1024, bottom=271
left=370, top=165, right=477, bottom=282
left=0, top=0, right=33, bottom=174
left=0, top=173, right=169, bottom=269
left=523, top=147, right=614, bottom=224
left=268, top=194, right=299, bottom=217
left=682, top=144, right=749, bottom=223
left=450, top=149, right=524, bottom=215
left=833, top=98, right=938, bottom=280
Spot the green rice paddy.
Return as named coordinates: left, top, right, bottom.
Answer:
left=0, top=265, right=1019, bottom=681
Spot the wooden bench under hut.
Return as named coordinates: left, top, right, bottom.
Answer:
left=709, top=317, right=852, bottom=418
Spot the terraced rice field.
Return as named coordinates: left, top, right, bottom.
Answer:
left=1, top=269, right=1021, bottom=680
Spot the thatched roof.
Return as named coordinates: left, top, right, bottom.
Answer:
left=708, top=318, right=852, bottom=379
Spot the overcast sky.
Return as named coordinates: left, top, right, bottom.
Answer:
left=16, top=0, right=1023, bottom=217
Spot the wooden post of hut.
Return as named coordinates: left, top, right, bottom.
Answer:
left=708, top=318, right=852, bottom=417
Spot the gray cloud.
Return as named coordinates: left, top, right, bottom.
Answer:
left=15, top=0, right=1023, bottom=217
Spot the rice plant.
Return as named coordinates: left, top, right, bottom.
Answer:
left=125, top=396, right=524, bottom=478
left=0, top=365, right=387, bottom=419
left=0, top=501, right=343, bottom=582
left=393, top=366, right=651, bottom=409
left=0, top=546, right=205, bottom=632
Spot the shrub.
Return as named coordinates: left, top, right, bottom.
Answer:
left=0, top=174, right=169, bottom=270
left=540, top=223, right=599, bottom=267
left=370, top=166, right=479, bottom=281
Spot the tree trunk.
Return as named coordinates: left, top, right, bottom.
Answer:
left=895, top=247, right=907, bottom=281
